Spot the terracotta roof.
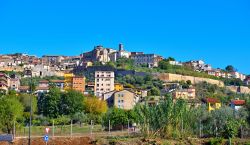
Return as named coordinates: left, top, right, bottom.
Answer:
left=206, top=98, right=220, bottom=103
left=50, top=80, right=64, bottom=83
left=36, top=87, right=49, bottom=90
left=231, top=100, right=245, bottom=105
left=19, top=86, right=29, bottom=90
left=39, top=80, right=49, bottom=83
left=87, top=82, right=95, bottom=85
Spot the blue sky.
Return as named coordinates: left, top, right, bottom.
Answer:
left=0, top=0, right=249, bottom=74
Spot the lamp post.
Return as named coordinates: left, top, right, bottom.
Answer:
left=28, top=71, right=33, bottom=145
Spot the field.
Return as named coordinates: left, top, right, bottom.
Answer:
left=1, top=136, right=250, bottom=145
left=15, top=124, right=103, bottom=137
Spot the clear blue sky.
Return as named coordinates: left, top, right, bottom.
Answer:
left=0, top=0, right=249, bottom=74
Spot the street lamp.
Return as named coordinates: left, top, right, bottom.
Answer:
left=26, top=70, right=33, bottom=145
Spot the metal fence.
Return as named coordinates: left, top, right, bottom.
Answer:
left=12, top=120, right=138, bottom=139
left=4, top=120, right=250, bottom=139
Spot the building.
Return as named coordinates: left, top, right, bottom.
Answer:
left=229, top=72, right=246, bottom=81
left=64, top=73, right=74, bottom=91
left=0, top=73, right=10, bottom=93
left=184, top=60, right=212, bottom=72
left=63, top=73, right=85, bottom=93
left=81, top=45, right=116, bottom=63
left=230, top=99, right=245, bottom=111
left=114, top=83, right=123, bottom=91
left=95, top=69, right=115, bottom=97
left=244, top=76, right=250, bottom=85
left=9, top=74, right=20, bottom=91
left=42, top=55, right=64, bottom=66
left=50, top=80, right=65, bottom=90
left=203, top=98, right=221, bottom=112
left=173, top=88, right=196, bottom=100
left=72, top=76, right=86, bottom=93
left=169, top=61, right=183, bottom=66
left=38, top=79, right=64, bottom=90
left=131, top=54, right=163, bottom=68
left=103, top=89, right=139, bottom=110
left=39, top=80, right=49, bottom=88
left=109, top=44, right=131, bottom=62
left=113, top=90, right=139, bottom=110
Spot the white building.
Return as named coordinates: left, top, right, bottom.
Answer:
left=94, top=70, right=115, bottom=97
left=109, top=44, right=131, bottom=62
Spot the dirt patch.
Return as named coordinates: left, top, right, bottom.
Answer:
left=0, top=137, right=93, bottom=145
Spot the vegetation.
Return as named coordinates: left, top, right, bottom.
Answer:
left=116, top=74, right=163, bottom=94
left=0, top=94, right=24, bottom=134
left=20, top=76, right=64, bottom=86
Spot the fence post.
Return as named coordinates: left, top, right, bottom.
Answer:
left=53, top=120, right=54, bottom=138
left=127, top=120, right=129, bottom=135
left=240, top=126, right=243, bottom=139
left=181, top=119, right=183, bottom=133
left=13, top=121, right=15, bottom=139
left=70, top=120, right=73, bottom=137
left=108, top=120, right=111, bottom=136
left=199, top=120, right=202, bottom=138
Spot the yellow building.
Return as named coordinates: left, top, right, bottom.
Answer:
left=64, top=73, right=74, bottom=91
left=205, top=98, right=221, bottom=112
left=114, top=83, right=123, bottom=91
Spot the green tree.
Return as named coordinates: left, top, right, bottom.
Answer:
left=149, top=87, right=160, bottom=96
left=223, top=119, right=240, bottom=144
left=60, top=90, right=85, bottom=116
left=165, top=57, right=175, bottom=61
left=84, top=97, right=108, bottom=115
left=72, top=112, right=88, bottom=126
left=225, top=65, right=236, bottom=72
left=103, top=108, right=128, bottom=129
left=19, top=93, right=37, bottom=114
left=0, top=97, right=24, bottom=133
left=38, top=87, right=61, bottom=118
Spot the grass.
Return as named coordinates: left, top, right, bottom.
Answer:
left=15, top=124, right=103, bottom=136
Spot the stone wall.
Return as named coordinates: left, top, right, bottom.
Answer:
left=226, top=86, right=250, bottom=94
left=154, top=73, right=225, bottom=87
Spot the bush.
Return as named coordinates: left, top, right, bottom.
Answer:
left=208, top=138, right=224, bottom=145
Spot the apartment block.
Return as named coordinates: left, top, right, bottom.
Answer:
left=64, top=73, right=85, bottom=93
left=72, top=76, right=86, bottom=93
left=95, top=70, right=114, bottom=97
left=114, top=90, right=138, bottom=110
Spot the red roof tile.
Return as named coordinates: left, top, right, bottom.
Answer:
left=206, top=98, right=220, bottom=103
left=232, top=100, right=245, bottom=105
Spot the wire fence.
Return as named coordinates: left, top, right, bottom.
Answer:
left=12, top=120, right=138, bottom=139
left=2, top=120, right=250, bottom=139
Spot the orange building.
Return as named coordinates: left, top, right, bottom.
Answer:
left=72, top=76, right=86, bottom=93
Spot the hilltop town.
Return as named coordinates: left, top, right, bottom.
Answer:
left=0, top=44, right=250, bottom=144
left=0, top=44, right=249, bottom=97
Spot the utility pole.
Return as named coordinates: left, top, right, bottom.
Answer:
left=28, top=72, right=33, bottom=145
